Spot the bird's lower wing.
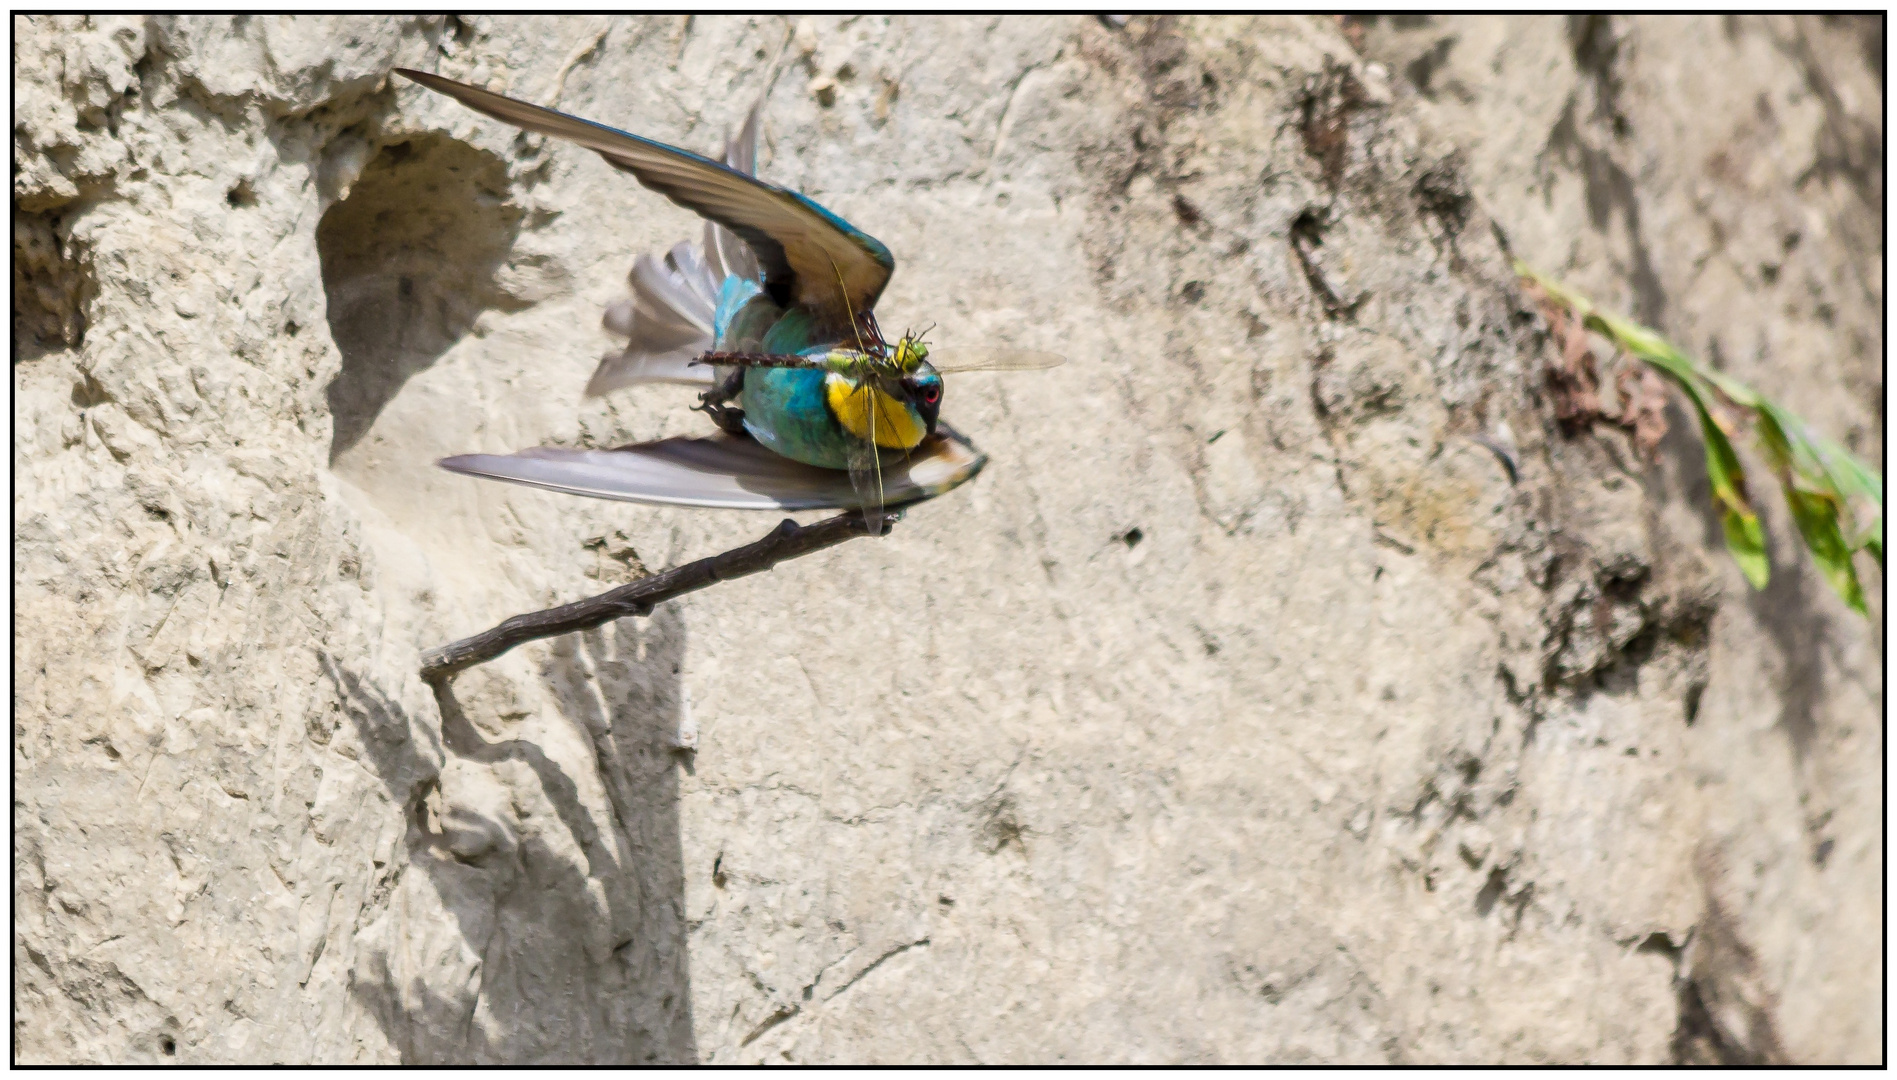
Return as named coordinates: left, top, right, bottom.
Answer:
left=439, top=428, right=986, bottom=511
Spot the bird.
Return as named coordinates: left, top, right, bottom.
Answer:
left=393, top=68, right=1061, bottom=522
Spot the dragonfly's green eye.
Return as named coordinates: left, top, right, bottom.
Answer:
left=892, top=334, right=929, bottom=371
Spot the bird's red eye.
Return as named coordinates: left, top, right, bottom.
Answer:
left=921, top=385, right=940, bottom=405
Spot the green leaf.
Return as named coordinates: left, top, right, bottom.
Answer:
left=1712, top=470, right=1771, bottom=589
left=1518, top=263, right=1884, bottom=609
left=1813, top=443, right=1883, bottom=566
left=1585, top=310, right=1683, bottom=369
left=1755, top=405, right=1867, bottom=612
left=1755, top=400, right=1884, bottom=569
left=1641, top=354, right=1770, bottom=589
left=1785, top=489, right=1866, bottom=613
left=1750, top=401, right=1802, bottom=480
left=1815, top=436, right=1884, bottom=508
left=1803, top=429, right=1884, bottom=564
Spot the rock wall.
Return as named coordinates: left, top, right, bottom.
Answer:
left=13, top=14, right=1881, bottom=1064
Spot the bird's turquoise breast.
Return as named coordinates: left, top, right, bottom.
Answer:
left=740, top=367, right=856, bottom=470
left=717, top=278, right=859, bottom=470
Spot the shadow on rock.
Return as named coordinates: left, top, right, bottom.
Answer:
left=330, top=605, right=698, bottom=1064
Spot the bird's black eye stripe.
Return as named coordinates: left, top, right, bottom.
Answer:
left=902, top=375, right=940, bottom=406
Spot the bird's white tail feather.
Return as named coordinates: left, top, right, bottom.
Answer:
left=588, top=98, right=766, bottom=398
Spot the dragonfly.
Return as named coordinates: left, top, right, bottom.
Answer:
left=396, top=69, right=1063, bottom=528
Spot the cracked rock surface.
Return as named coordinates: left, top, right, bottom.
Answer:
left=14, top=14, right=1881, bottom=1064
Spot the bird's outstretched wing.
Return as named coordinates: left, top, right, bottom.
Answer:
left=398, top=69, right=892, bottom=333
left=593, top=102, right=765, bottom=396
left=439, top=427, right=986, bottom=511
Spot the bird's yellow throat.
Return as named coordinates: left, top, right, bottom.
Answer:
left=826, top=373, right=927, bottom=450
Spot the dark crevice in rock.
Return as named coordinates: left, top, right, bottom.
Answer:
left=1126, top=15, right=1205, bottom=113
left=1298, top=58, right=1369, bottom=191
left=739, top=1004, right=799, bottom=1047
left=976, top=791, right=1026, bottom=855
left=1413, top=155, right=1473, bottom=240
left=1403, top=35, right=1458, bottom=100
left=1472, top=866, right=1508, bottom=915
left=13, top=207, right=96, bottom=360
left=1289, top=208, right=1363, bottom=321
left=318, top=132, right=527, bottom=463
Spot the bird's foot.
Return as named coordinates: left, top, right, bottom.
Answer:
left=693, top=368, right=750, bottom=437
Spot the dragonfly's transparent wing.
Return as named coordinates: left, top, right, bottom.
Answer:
left=924, top=347, right=1066, bottom=373
left=843, top=380, right=894, bottom=531
left=846, top=446, right=886, bottom=530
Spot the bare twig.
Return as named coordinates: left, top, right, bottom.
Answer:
left=420, top=511, right=888, bottom=683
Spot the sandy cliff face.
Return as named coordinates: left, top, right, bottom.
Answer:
left=14, top=14, right=1880, bottom=1064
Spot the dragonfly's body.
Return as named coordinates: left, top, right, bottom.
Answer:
left=397, top=68, right=1049, bottom=514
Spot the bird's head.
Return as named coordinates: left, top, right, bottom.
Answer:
left=892, top=331, right=941, bottom=433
